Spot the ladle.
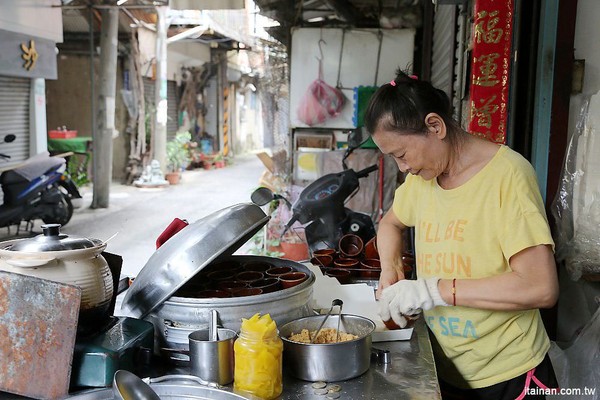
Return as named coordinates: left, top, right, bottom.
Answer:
left=113, top=370, right=160, bottom=400
left=335, top=300, right=344, bottom=342
left=311, top=298, right=343, bottom=344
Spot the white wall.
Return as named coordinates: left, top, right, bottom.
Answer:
left=168, top=41, right=211, bottom=82
left=557, top=0, right=600, bottom=342
left=0, top=0, right=63, bottom=43
left=289, top=28, right=415, bottom=129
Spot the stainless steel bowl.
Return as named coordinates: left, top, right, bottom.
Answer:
left=279, top=314, right=375, bottom=382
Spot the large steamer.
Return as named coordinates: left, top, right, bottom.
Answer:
left=121, top=203, right=315, bottom=360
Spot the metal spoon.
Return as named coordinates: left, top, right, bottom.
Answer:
left=209, top=309, right=218, bottom=341
left=311, top=298, right=343, bottom=343
left=113, top=370, right=160, bottom=400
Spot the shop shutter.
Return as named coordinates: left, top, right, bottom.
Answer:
left=143, top=78, right=179, bottom=139
left=166, top=80, right=179, bottom=136
left=204, top=76, right=218, bottom=145
left=0, top=76, right=30, bottom=168
left=431, top=4, right=458, bottom=102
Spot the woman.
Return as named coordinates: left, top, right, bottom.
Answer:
left=364, top=70, right=560, bottom=399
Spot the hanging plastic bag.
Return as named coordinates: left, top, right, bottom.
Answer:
left=297, top=39, right=345, bottom=126
left=548, top=305, right=600, bottom=399
left=297, top=79, right=345, bottom=126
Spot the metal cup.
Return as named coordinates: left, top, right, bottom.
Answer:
left=188, top=328, right=236, bottom=385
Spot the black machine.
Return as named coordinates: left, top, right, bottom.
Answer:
left=0, top=134, right=82, bottom=230
left=252, top=131, right=378, bottom=252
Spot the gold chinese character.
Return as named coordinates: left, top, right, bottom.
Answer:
left=473, top=53, right=501, bottom=87
left=21, top=40, right=38, bottom=71
left=474, top=10, right=503, bottom=44
left=471, top=95, right=498, bottom=129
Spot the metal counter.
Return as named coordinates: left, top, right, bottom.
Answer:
left=0, top=318, right=440, bottom=400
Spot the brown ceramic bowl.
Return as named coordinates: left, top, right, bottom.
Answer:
left=209, top=260, right=244, bottom=274
left=217, top=280, right=248, bottom=293
left=206, top=270, right=236, bottom=282
left=243, top=261, right=273, bottom=273
left=383, top=313, right=419, bottom=330
left=231, top=287, right=263, bottom=297
left=359, top=258, right=382, bottom=279
left=325, top=268, right=351, bottom=284
left=265, top=266, right=294, bottom=278
left=334, top=257, right=360, bottom=276
left=338, top=234, right=364, bottom=258
left=279, top=272, right=308, bottom=289
left=364, top=236, right=379, bottom=259
left=250, top=277, right=281, bottom=293
left=312, top=248, right=336, bottom=257
left=236, top=271, right=264, bottom=283
left=310, top=254, right=333, bottom=268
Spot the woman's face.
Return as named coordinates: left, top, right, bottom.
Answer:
left=372, top=128, right=450, bottom=181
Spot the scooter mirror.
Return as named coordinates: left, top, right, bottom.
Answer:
left=251, top=187, right=275, bottom=206
left=3, top=134, right=16, bottom=143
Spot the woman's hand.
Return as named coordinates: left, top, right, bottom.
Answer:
left=375, top=210, right=409, bottom=299
left=376, top=266, right=404, bottom=299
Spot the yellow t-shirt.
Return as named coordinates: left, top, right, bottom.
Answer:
left=392, top=145, right=554, bottom=389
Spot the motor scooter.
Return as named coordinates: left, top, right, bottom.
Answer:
left=251, top=130, right=378, bottom=252
left=0, top=134, right=82, bottom=231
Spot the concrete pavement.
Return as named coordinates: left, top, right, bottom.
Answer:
left=0, top=153, right=266, bottom=277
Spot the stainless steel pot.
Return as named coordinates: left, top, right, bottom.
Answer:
left=120, top=204, right=315, bottom=361
left=150, top=255, right=314, bottom=360
left=279, top=314, right=375, bottom=382
left=0, top=224, right=113, bottom=329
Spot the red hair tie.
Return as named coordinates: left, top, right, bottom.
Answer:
left=389, top=80, right=396, bottom=86
left=409, top=74, right=418, bottom=80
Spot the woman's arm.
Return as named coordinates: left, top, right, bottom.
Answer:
left=437, top=244, right=559, bottom=310
left=376, top=209, right=409, bottom=298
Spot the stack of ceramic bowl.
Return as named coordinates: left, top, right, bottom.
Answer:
left=310, top=234, right=414, bottom=283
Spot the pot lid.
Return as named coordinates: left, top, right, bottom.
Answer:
left=121, top=203, right=269, bottom=319
left=5, top=224, right=103, bottom=252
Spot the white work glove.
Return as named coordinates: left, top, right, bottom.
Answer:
left=378, top=278, right=448, bottom=328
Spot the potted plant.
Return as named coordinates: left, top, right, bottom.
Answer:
left=213, top=153, right=226, bottom=169
left=166, top=132, right=192, bottom=184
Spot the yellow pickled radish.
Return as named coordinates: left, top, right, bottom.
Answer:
left=234, top=313, right=283, bottom=399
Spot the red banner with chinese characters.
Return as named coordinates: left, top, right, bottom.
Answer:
left=468, top=0, right=514, bottom=144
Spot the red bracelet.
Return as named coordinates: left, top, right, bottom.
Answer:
left=452, top=278, right=457, bottom=306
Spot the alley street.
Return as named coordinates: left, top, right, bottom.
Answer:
left=0, top=153, right=266, bottom=277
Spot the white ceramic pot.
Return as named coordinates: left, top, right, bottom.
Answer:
left=0, top=225, right=113, bottom=325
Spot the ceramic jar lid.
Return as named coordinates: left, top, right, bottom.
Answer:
left=5, top=224, right=103, bottom=252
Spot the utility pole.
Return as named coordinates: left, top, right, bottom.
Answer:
left=153, top=5, right=168, bottom=171
left=92, top=6, right=119, bottom=208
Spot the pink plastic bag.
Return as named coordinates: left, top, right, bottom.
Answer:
left=297, top=79, right=345, bottom=126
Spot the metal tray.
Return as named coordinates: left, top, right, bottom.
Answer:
left=66, top=376, right=248, bottom=400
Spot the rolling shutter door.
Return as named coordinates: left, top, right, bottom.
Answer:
left=143, top=78, right=179, bottom=138
left=431, top=4, right=458, bottom=102
left=0, top=76, right=30, bottom=168
left=166, top=81, right=178, bottom=136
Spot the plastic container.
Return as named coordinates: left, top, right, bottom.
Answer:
left=234, top=313, right=283, bottom=400
left=48, top=130, right=77, bottom=139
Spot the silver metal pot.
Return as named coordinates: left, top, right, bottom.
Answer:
left=120, top=204, right=315, bottom=361
left=150, top=255, right=314, bottom=358
left=279, top=314, right=375, bottom=382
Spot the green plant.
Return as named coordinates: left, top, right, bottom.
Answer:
left=247, top=228, right=284, bottom=257
left=166, top=132, right=192, bottom=173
